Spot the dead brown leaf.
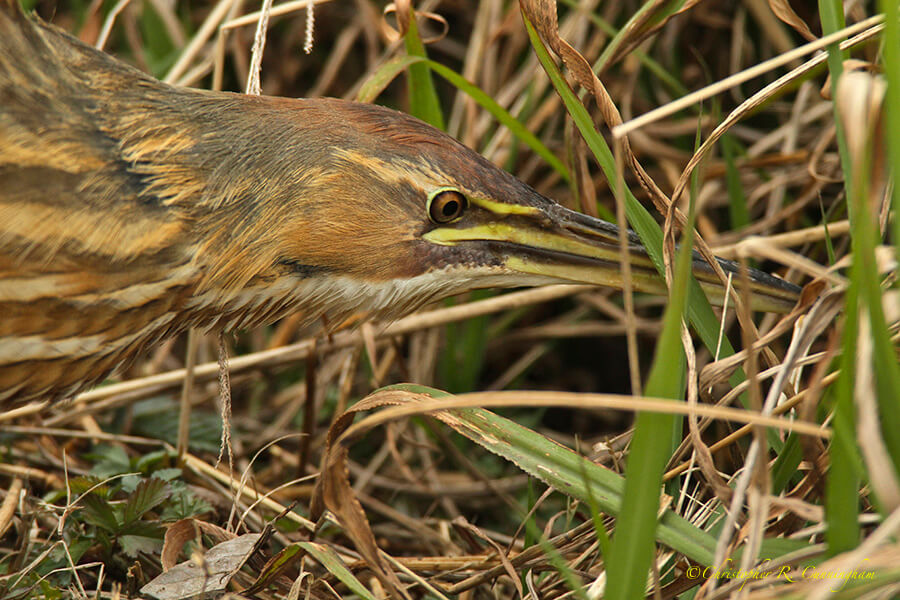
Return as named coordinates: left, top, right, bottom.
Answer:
left=310, top=394, right=413, bottom=599
left=768, top=0, right=817, bottom=42
left=600, top=0, right=704, bottom=71
left=162, top=519, right=235, bottom=571
left=141, top=533, right=261, bottom=599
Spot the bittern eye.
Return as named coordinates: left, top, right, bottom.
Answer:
left=427, top=188, right=468, bottom=224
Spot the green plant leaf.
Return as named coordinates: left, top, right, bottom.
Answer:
left=123, top=478, right=171, bottom=525
left=153, top=468, right=184, bottom=482
left=119, top=521, right=165, bottom=557
left=80, top=493, right=120, bottom=532
left=88, top=445, right=131, bottom=478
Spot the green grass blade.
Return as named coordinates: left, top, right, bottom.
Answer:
left=721, top=133, right=750, bottom=230
left=527, top=519, right=590, bottom=600
left=826, top=291, right=862, bottom=555
left=843, top=80, right=900, bottom=485
left=820, top=0, right=900, bottom=529
left=605, top=169, right=696, bottom=600
left=883, top=0, right=900, bottom=270
left=557, top=0, right=689, bottom=97
left=299, top=542, right=378, bottom=600
left=357, top=55, right=570, bottom=181
left=522, top=16, right=740, bottom=373
left=820, top=0, right=865, bottom=555
left=382, top=384, right=718, bottom=565
left=579, top=457, right=613, bottom=562
left=862, top=4, right=900, bottom=473
left=819, top=200, right=837, bottom=265
left=595, top=0, right=690, bottom=74
left=381, top=384, right=808, bottom=567
left=139, top=2, right=180, bottom=77
left=438, top=291, right=491, bottom=392
left=403, top=15, right=443, bottom=129
left=425, top=60, right=571, bottom=181
left=356, top=54, right=423, bottom=104
left=817, top=0, right=852, bottom=203
left=771, top=432, right=803, bottom=494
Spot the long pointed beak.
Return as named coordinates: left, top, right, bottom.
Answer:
left=424, top=198, right=801, bottom=313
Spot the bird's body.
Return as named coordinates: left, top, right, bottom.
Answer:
left=0, top=1, right=801, bottom=405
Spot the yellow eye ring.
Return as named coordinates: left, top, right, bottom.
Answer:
left=427, top=188, right=468, bottom=224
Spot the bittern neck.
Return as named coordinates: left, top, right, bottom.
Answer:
left=0, top=256, right=528, bottom=404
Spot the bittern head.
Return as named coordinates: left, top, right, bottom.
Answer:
left=191, top=97, right=799, bottom=323
left=238, top=98, right=596, bottom=304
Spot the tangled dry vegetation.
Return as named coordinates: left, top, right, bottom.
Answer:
left=2, top=0, right=899, bottom=598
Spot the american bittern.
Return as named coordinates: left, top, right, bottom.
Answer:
left=0, top=2, right=801, bottom=405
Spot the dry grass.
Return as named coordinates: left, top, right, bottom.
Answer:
left=2, top=1, right=899, bottom=599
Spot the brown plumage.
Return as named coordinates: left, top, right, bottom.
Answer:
left=0, top=2, right=801, bottom=405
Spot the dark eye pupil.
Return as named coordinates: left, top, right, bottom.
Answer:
left=442, top=200, right=459, bottom=217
